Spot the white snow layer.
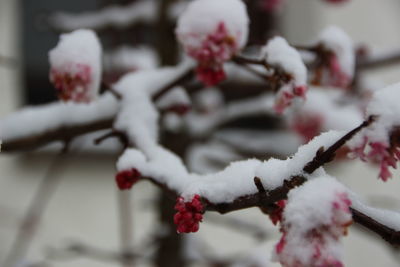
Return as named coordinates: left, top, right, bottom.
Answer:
left=0, top=93, right=119, bottom=142
left=49, top=29, right=102, bottom=100
left=273, top=176, right=349, bottom=266
left=49, top=0, right=157, bottom=31
left=103, top=46, right=159, bottom=72
left=176, top=0, right=249, bottom=50
left=317, top=25, right=355, bottom=78
left=261, top=36, right=307, bottom=87
left=349, top=82, right=400, bottom=147
left=295, top=88, right=363, bottom=131
left=284, top=176, right=349, bottom=234
left=117, top=124, right=344, bottom=203
left=156, top=86, right=191, bottom=109
left=113, top=60, right=194, bottom=153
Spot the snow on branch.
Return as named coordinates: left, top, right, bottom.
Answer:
left=0, top=93, right=118, bottom=151
left=49, top=0, right=159, bottom=31
left=112, top=113, right=400, bottom=246
left=0, top=62, right=194, bottom=152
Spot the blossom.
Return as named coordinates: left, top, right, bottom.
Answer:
left=176, top=0, right=249, bottom=86
left=49, top=29, right=102, bottom=103
left=350, top=139, right=400, bottom=181
left=268, top=200, right=287, bottom=225
left=273, top=177, right=352, bottom=267
left=115, top=168, right=141, bottom=190
left=314, top=26, right=354, bottom=89
left=261, top=37, right=308, bottom=113
left=174, top=194, right=204, bottom=233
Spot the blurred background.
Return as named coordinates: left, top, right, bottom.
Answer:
left=1, top=0, right=400, bottom=266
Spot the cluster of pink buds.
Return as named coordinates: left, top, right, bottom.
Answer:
left=350, top=137, right=400, bottom=181
left=187, top=22, right=237, bottom=86
left=50, top=64, right=92, bottom=103
left=49, top=29, right=102, bottom=103
left=274, top=85, right=307, bottom=114
left=274, top=180, right=352, bottom=267
left=115, top=168, right=141, bottom=190
left=174, top=194, right=204, bottom=233
left=268, top=200, right=287, bottom=225
left=176, top=0, right=248, bottom=87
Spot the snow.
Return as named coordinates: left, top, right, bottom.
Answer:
left=349, top=191, right=400, bottom=231
left=0, top=93, right=119, bottom=142
left=117, top=120, right=344, bottom=203
left=103, top=46, right=158, bottom=72
left=273, top=175, right=351, bottom=266
left=350, top=82, right=400, bottom=147
left=49, top=0, right=157, bottom=31
left=187, top=141, right=242, bottom=174
left=192, top=88, right=224, bottom=113
left=113, top=61, right=194, bottom=152
left=261, top=36, right=307, bottom=87
left=49, top=29, right=102, bottom=102
left=185, top=93, right=275, bottom=137
left=292, top=88, right=363, bottom=132
left=317, top=25, right=355, bottom=78
left=156, top=86, right=191, bottom=110
left=176, top=0, right=249, bottom=51
left=214, top=130, right=302, bottom=156
left=284, top=176, right=349, bottom=233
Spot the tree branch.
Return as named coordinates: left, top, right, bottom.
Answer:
left=1, top=67, right=194, bottom=152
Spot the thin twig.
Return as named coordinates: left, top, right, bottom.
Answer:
left=2, top=152, right=67, bottom=267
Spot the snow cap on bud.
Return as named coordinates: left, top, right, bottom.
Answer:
left=316, top=26, right=354, bottom=88
left=49, top=29, right=102, bottom=103
left=260, top=36, right=308, bottom=113
left=174, top=194, right=204, bottom=233
left=272, top=176, right=352, bottom=267
left=176, top=0, right=249, bottom=86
